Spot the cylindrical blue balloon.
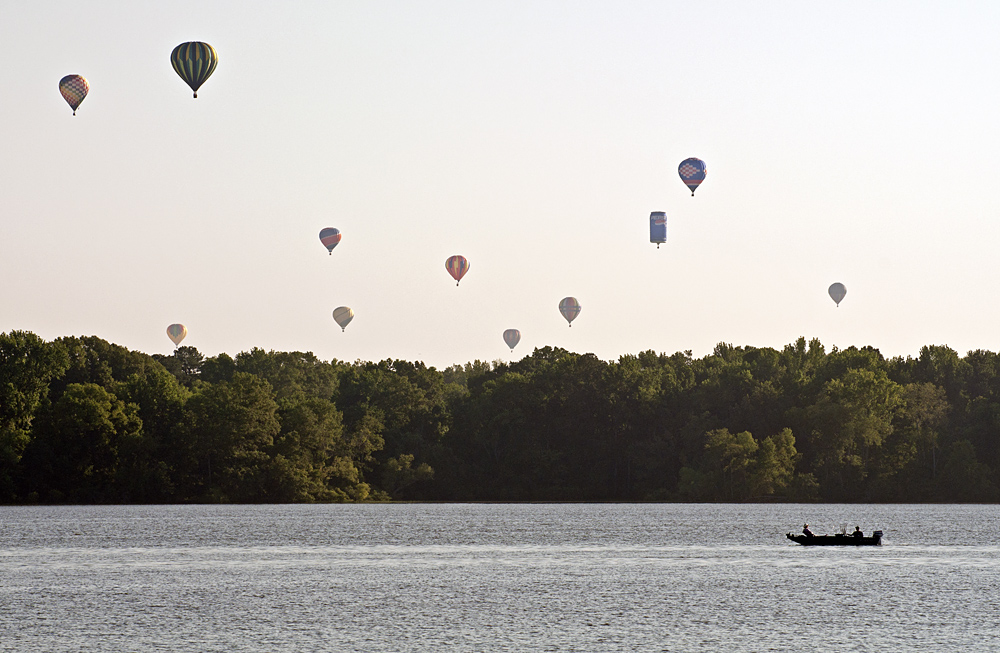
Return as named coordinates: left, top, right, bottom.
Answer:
left=650, top=211, right=667, bottom=247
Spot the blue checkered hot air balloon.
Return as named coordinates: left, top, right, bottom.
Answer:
left=678, top=157, right=707, bottom=195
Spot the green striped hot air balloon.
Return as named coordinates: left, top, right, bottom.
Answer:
left=170, top=41, right=218, bottom=98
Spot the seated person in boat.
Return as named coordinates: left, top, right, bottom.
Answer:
left=852, top=526, right=864, bottom=538
left=802, top=524, right=814, bottom=537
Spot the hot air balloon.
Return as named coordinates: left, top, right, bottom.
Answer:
left=319, top=228, right=342, bottom=255
left=678, top=157, right=707, bottom=195
left=333, top=306, right=354, bottom=331
left=829, top=283, right=847, bottom=307
left=650, top=211, right=667, bottom=248
left=59, top=75, right=89, bottom=115
left=559, top=297, right=581, bottom=327
left=170, top=41, right=218, bottom=98
left=166, top=324, right=187, bottom=347
left=445, top=255, right=469, bottom=286
left=503, top=329, right=521, bottom=351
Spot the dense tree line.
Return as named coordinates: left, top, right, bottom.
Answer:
left=2, top=330, right=998, bottom=503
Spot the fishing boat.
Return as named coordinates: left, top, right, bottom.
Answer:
left=786, top=530, right=883, bottom=546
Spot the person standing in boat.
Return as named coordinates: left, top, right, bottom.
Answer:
left=852, top=526, right=864, bottom=538
left=802, top=524, right=814, bottom=537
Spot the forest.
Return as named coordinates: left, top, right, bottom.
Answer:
left=1, top=330, right=998, bottom=504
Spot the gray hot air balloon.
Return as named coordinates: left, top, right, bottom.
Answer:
left=503, top=329, right=521, bottom=351
left=829, top=283, right=847, bottom=307
left=559, top=297, right=581, bottom=326
left=333, top=306, right=354, bottom=331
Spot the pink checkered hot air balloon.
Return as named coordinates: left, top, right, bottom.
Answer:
left=59, top=75, right=89, bottom=115
left=445, top=255, right=469, bottom=286
left=319, top=228, right=342, bottom=255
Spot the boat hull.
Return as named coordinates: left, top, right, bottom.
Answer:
left=786, top=532, right=882, bottom=546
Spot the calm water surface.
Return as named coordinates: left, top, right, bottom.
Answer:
left=2, top=504, right=998, bottom=651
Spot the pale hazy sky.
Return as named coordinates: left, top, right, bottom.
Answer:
left=3, top=1, right=1000, bottom=367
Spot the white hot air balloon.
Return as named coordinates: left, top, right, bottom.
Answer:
left=829, top=283, right=847, bottom=307
left=166, top=324, right=187, bottom=347
left=333, top=306, right=354, bottom=331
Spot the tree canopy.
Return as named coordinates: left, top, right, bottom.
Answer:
left=2, top=333, right=998, bottom=503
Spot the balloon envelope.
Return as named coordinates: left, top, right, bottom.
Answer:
left=319, top=227, right=342, bottom=254
left=166, top=324, right=187, bottom=346
left=445, top=255, right=469, bottom=285
left=59, top=75, right=89, bottom=115
left=503, top=329, right=521, bottom=350
left=650, top=211, right=667, bottom=248
left=829, top=283, right=847, bottom=306
left=678, top=157, right=707, bottom=195
left=170, top=41, right=218, bottom=98
left=559, top=297, right=581, bottom=326
left=333, top=306, right=354, bottom=331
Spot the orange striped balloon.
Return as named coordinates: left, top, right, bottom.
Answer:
left=445, top=255, right=469, bottom=286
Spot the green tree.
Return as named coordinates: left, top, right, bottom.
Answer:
left=678, top=427, right=807, bottom=501
left=866, top=382, right=950, bottom=501
left=749, top=428, right=800, bottom=498
left=381, top=454, right=434, bottom=499
left=335, top=360, right=447, bottom=497
left=24, top=383, right=142, bottom=503
left=265, top=396, right=377, bottom=502
left=200, top=352, right=237, bottom=385
left=936, top=440, right=996, bottom=502
left=703, top=428, right=759, bottom=500
left=804, top=367, right=903, bottom=500
left=181, top=372, right=280, bottom=502
left=444, top=371, right=532, bottom=499
left=152, top=346, right=204, bottom=387
left=113, top=364, right=191, bottom=502
left=0, top=331, right=69, bottom=501
left=231, top=349, right=340, bottom=403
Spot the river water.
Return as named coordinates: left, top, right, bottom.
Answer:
left=1, top=503, right=998, bottom=651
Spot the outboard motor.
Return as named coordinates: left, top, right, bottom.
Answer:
left=873, top=530, right=883, bottom=544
